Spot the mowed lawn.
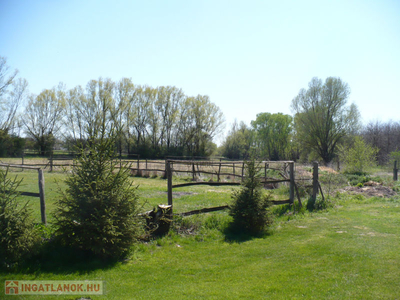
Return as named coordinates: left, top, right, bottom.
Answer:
left=1, top=169, right=400, bottom=299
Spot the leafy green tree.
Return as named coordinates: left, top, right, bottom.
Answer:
left=229, top=159, right=273, bottom=235
left=338, top=136, right=378, bottom=174
left=291, top=77, right=360, bottom=164
left=251, top=112, right=293, bottom=160
left=390, top=150, right=400, bottom=167
left=221, top=120, right=253, bottom=159
left=0, top=130, right=25, bottom=157
left=0, top=168, right=38, bottom=265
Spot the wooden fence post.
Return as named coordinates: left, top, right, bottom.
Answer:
left=264, top=162, right=267, bottom=181
left=218, top=159, right=222, bottom=182
left=394, top=160, right=398, bottom=181
left=137, top=156, right=140, bottom=171
left=241, top=162, right=245, bottom=182
left=50, top=152, right=53, bottom=172
left=21, top=151, right=24, bottom=172
left=289, top=162, right=294, bottom=204
left=312, top=162, right=319, bottom=202
left=166, top=161, right=173, bottom=209
left=38, top=169, right=47, bottom=225
left=233, top=163, right=235, bottom=180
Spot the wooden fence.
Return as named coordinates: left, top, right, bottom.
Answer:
left=0, top=163, right=47, bottom=225
left=165, top=160, right=305, bottom=216
left=1, top=157, right=329, bottom=223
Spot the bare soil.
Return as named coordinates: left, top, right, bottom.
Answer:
left=341, top=185, right=397, bottom=198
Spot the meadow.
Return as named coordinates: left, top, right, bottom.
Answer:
left=1, top=162, right=400, bottom=299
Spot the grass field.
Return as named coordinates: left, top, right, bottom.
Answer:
left=1, top=164, right=400, bottom=299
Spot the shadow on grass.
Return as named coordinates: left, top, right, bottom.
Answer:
left=272, top=203, right=305, bottom=217
left=223, top=224, right=272, bottom=243
left=7, top=240, right=120, bottom=275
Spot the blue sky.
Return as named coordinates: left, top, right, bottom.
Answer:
left=1, top=0, right=399, bottom=143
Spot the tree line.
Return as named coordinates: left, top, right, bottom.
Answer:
left=1, top=55, right=399, bottom=165
left=220, top=77, right=399, bottom=167
left=0, top=56, right=224, bottom=158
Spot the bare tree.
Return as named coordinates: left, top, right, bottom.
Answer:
left=113, top=78, right=134, bottom=156
left=63, top=86, right=86, bottom=142
left=362, top=120, right=400, bottom=164
left=156, top=86, right=184, bottom=152
left=176, top=95, right=224, bottom=156
left=23, top=85, right=66, bottom=155
left=0, top=57, right=28, bottom=133
left=0, top=56, right=18, bottom=98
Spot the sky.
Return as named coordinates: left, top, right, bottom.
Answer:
left=1, top=0, right=400, bottom=144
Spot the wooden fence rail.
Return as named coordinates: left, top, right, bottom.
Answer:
left=0, top=163, right=47, bottom=225
left=165, top=160, right=300, bottom=216
left=1, top=159, right=324, bottom=223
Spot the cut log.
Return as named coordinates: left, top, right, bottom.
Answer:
left=144, top=205, right=173, bottom=236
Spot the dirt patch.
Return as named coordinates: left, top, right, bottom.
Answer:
left=319, top=166, right=338, bottom=174
left=341, top=185, right=397, bottom=198
left=363, top=181, right=381, bottom=186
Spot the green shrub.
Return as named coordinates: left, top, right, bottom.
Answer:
left=0, top=168, right=38, bottom=266
left=54, top=135, right=141, bottom=259
left=370, top=176, right=383, bottom=184
left=338, top=137, right=378, bottom=174
left=389, top=151, right=400, bottom=167
left=344, top=173, right=371, bottom=186
left=314, top=196, right=334, bottom=211
left=229, top=160, right=273, bottom=235
left=307, top=195, right=334, bottom=211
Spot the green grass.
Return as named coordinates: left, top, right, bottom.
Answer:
left=8, top=170, right=239, bottom=223
left=1, top=166, right=400, bottom=299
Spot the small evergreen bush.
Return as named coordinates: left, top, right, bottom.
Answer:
left=229, top=160, right=273, bottom=235
left=54, top=134, right=141, bottom=259
left=0, top=168, right=38, bottom=266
